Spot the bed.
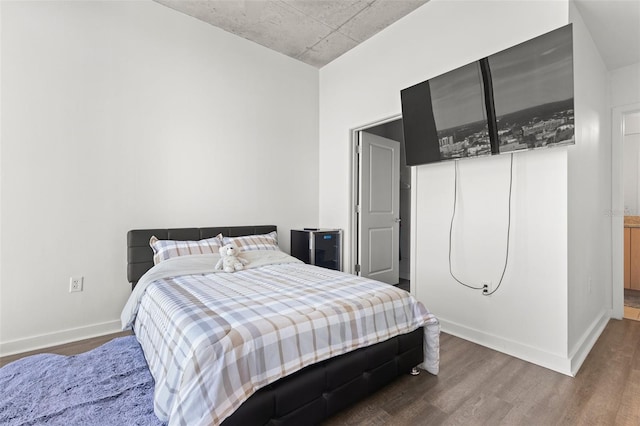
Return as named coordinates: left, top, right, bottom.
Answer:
left=122, top=225, right=439, bottom=426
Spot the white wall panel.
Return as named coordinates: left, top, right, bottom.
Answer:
left=566, top=1, right=612, bottom=374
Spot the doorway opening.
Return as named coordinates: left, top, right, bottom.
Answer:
left=620, top=109, right=640, bottom=321
left=351, top=116, right=411, bottom=292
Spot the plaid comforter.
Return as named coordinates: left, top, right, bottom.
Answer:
left=121, top=251, right=439, bottom=426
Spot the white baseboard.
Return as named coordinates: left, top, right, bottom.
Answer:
left=439, top=317, right=574, bottom=376
left=440, top=310, right=611, bottom=377
left=568, top=309, right=610, bottom=376
left=0, top=320, right=122, bottom=358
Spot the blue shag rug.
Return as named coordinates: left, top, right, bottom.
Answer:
left=0, top=335, right=164, bottom=426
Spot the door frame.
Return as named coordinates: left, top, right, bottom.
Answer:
left=612, top=102, right=640, bottom=320
left=349, top=113, right=407, bottom=277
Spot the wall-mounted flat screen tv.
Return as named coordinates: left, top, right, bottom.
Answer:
left=401, top=24, right=574, bottom=166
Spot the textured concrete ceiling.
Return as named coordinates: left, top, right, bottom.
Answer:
left=154, top=0, right=639, bottom=71
left=153, top=0, right=429, bottom=67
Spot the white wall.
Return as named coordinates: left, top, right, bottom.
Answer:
left=566, top=1, right=611, bottom=374
left=611, top=63, right=640, bottom=108
left=319, top=0, right=580, bottom=373
left=0, top=0, right=319, bottom=355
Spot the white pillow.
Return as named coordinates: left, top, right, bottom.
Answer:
left=222, top=231, right=279, bottom=252
left=149, top=234, right=223, bottom=265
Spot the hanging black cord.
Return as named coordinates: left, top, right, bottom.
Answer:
left=448, top=153, right=514, bottom=295
left=486, top=153, right=514, bottom=295
left=448, top=159, right=483, bottom=290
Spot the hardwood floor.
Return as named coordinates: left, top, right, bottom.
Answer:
left=325, top=319, right=640, bottom=425
left=1, top=320, right=638, bottom=425
left=624, top=289, right=640, bottom=321
left=396, top=278, right=410, bottom=292
left=0, top=330, right=132, bottom=368
left=624, top=305, right=640, bottom=321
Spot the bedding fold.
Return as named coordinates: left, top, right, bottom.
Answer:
left=121, top=251, right=299, bottom=329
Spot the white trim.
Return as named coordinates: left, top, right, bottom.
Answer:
left=0, top=320, right=122, bottom=357
left=611, top=103, right=640, bottom=320
left=568, top=309, right=610, bottom=376
left=442, top=308, right=609, bottom=376
left=349, top=127, right=359, bottom=274
left=439, top=317, right=574, bottom=376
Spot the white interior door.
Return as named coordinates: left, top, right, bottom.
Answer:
left=358, top=132, right=400, bottom=284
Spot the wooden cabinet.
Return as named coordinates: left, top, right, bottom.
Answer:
left=625, top=228, right=631, bottom=289
left=625, top=227, right=640, bottom=290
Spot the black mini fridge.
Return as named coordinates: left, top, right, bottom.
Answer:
left=291, top=229, right=342, bottom=271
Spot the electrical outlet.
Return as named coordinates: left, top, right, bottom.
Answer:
left=482, top=280, right=492, bottom=295
left=69, top=276, right=83, bottom=293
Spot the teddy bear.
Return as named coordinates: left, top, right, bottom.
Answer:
left=215, top=243, right=249, bottom=272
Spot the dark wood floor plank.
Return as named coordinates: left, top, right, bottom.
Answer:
left=489, top=353, right=571, bottom=425
left=630, top=321, right=640, bottom=372
left=556, top=319, right=636, bottom=425
left=431, top=347, right=512, bottom=414
left=440, top=392, right=513, bottom=426
left=615, top=369, right=640, bottom=425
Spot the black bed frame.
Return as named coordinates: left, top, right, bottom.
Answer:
left=127, top=225, right=424, bottom=425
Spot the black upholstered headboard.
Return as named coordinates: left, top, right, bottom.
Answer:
left=127, top=225, right=277, bottom=287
